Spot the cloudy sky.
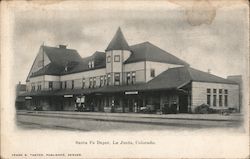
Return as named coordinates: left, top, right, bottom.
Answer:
left=12, top=0, right=248, bottom=84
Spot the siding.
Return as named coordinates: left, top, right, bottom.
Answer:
left=146, top=61, right=183, bottom=82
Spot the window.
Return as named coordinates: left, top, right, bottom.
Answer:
left=207, top=88, right=211, bottom=106
left=89, top=77, right=93, bottom=88
left=100, top=76, right=103, bottom=87
left=213, top=95, right=217, bottom=106
left=207, top=95, right=211, bottom=105
left=207, top=89, right=211, bottom=94
left=93, top=77, right=96, bottom=87
left=104, top=75, right=107, bottom=86
left=37, top=85, right=41, bottom=91
left=64, top=81, right=67, bottom=89
left=213, top=89, right=216, bottom=94
left=114, top=73, right=120, bottom=85
left=107, top=74, right=111, bottom=86
left=132, top=72, right=136, bottom=84
left=224, top=89, right=228, bottom=107
left=219, top=89, right=222, bottom=94
left=219, top=95, right=222, bottom=107
left=82, top=78, right=85, bottom=89
left=88, top=61, right=91, bottom=68
left=107, top=56, right=111, bottom=63
left=126, top=72, right=131, bottom=85
left=71, top=80, right=74, bottom=89
left=60, top=82, right=63, bottom=89
left=150, top=69, right=155, bottom=77
left=114, top=55, right=120, bottom=62
left=49, top=81, right=53, bottom=90
left=224, top=89, right=228, bottom=94
left=31, top=85, right=35, bottom=91
left=224, top=95, right=228, bottom=107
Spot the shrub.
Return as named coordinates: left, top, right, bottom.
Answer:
left=194, top=104, right=212, bottom=114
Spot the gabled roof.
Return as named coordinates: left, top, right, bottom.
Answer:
left=30, top=45, right=82, bottom=77
left=125, top=42, right=189, bottom=66
left=147, top=67, right=237, bottom=90
left=105, top=27, right=130, bottom=51
left=43, top=46, right=82, bottom=66
left=186, top=67, right=237, bottom=84
left=63, top=51, right=106, bottom=74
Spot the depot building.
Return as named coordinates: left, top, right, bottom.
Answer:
left=20, top=28, right=240, bottom=113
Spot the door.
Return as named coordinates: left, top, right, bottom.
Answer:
left=179, top=95, right=188, bottom=113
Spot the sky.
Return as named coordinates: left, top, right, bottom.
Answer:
left=12, top=0, right=249, bottom=84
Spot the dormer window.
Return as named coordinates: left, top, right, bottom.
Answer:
left=88, top=61, right=91, bottom=68
left=88, top=61, right=95, bottom=68
left=114, top=55, right=120, bottom=62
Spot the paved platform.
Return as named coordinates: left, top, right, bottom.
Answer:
left=16, top=110, right=244, bottom=131
left=17, top=110, right=243, bottom=121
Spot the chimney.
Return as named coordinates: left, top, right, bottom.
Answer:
left=59, top=45, right=67, bottom=49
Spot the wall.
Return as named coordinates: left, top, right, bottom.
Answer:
left=191, top=82, right=239, bottom=112
left=60, top=68, right=106, bottom=81
left=27, top=76, right=44, bottom=92
left=124, top=61, right=145, bottom=83
left=146, top=61, right=183, bottom=82
left=27, top=75, right=61, bottom=91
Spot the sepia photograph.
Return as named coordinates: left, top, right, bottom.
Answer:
left=1, top=0, right=249, bottom=158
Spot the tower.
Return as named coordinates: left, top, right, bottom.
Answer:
left=105, top=27, right=132, bottom=85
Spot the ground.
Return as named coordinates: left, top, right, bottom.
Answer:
left=16, top=110, right=244, bottom=131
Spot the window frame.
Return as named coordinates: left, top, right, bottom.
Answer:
left=82, top=78, right=85, bottom=89
left=213, top=94, right=217, bottom=106
left=114, top=55, right=120, bottom=62
left=213, top=89, right=217, bottom=94
left=64, top=81, right=67, bottom=89
left=219, top=95, right=223, bottom=107
left=49, top=81, right=53, bottom=90
left=60, top=81, right=63, bottom=89
left=71, top=80, right=74, bottom=89
left=207, top=94, right=211, bottom=105
left=93, top=77, right=96, bottom=88
left=131, top=72, right=136, bottom=84
left=126, top=72, right=131, bottom=85
left=207, top=88, right=211, bottom=94
left=107, top=56, right=111, bottom=63
left=100, top=76, right=103, bottom=87
left=224, top=95, right=228, bottom=107
left=107, top=74, right=111, bottom=86
left=114, top=73, right=120, bottom=85
left=88, top=61, right=92, bottom=68
left=89, top=77, right=93, bottom=88
left=104, top=75, right=107, bottom=86
left=150, top=69, right=155, bottom=77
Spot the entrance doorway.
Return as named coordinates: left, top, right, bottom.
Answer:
left=179, top=95, right=188, bottom=113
